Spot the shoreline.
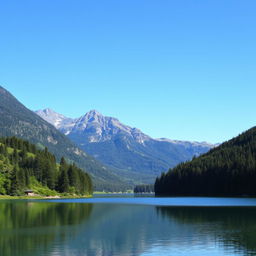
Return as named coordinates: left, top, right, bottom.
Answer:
left=0, top=195, right=92, bottom=200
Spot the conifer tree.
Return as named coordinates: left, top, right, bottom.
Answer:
left=0, top=136, right=93, bottom=196
left=10, top=166, right=20, bottom=195
left=58, top=169, right=69, bottom=193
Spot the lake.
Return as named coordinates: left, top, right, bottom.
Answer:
left=1, top=196, right=256, bottom=256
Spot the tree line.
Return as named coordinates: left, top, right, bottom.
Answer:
left=0, top=136, right=93, bottom=196
left=155, top=127, right=256, bottom=196
left=134, top=184, right=154, bottom=193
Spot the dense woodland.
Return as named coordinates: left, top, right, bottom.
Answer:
left=0, top=137, right=93, bottom=196
left=155, top=127, right=256, bottom=196
left=134, top=184, right=154, bottom=193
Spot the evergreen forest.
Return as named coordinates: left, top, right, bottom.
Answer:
left=134, top=184, right=154, bottom=193
left=0, top=137, right=93, bottom=196
left=155, top=127, right=256, bottom=196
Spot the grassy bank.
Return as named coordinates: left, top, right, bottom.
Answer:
left=0, top=194, right=92, bottom=200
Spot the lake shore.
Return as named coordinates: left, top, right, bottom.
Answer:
left=0, top=194, right=92, bottom=200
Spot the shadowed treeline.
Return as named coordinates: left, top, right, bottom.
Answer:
left=156, top=127, right=256, bottom=196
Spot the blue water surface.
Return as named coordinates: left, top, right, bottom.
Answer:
left=1, top=196, right=256, bottom=256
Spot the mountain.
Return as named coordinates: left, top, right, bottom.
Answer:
left=155, top=126, right=256, bottom=196
left=36, top=108, right=214, bottom=183
left=0, top=86, right=130, bottom=191
left=36, top=108, right=76, bottom=134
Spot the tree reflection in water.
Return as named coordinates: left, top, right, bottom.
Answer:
left=0, top=201, right=93, bottom=256
left=157, top=206, right=256, bottom=256
left=1, top=201, right=256, bottom=256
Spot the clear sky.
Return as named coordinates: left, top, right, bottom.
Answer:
left=1, top=0, right=256, bottom=144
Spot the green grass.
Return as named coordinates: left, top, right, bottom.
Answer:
left=29, top=177, right=59, bottom=196
left=0, top=194, right=92, bottom=200
left=0, top=195, right=44, bottom=199
left=1, top=143, right=36, bottom=158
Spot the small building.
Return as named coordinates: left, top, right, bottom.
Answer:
left=24, top=190, right=34, bottom=196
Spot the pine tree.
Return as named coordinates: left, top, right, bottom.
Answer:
left=58, top=169, right=69, bottom=193
left=68, top=164, right=79, bottom=188
left=0, top=137, right=93, bottom=196
left=10, top=166, right=20, bottom=195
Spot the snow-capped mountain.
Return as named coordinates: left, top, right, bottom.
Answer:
left=68, top=110, right=150, bottom=143
left=36, top=109, right=152, bottom=144
left=36, top=108, right=77, bottom=135
left=36, top=108, right=214, bottom=183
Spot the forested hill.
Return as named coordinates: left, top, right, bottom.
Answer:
left=155, top=126, right=256, bottom=196
left=0, top=137, right=92, bottom=196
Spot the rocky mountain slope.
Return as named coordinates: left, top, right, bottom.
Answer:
left=36, top=108, right=214, bottom=182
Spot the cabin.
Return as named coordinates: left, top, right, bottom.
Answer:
left=24, top=190, right=34, bottom=196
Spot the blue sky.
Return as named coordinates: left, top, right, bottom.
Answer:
left=1, top=0, right=256, bottom=144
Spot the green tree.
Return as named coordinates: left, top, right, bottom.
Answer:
left=10, top=166, right=20, bottom=195
left=58, top=169, right=69, bottom=193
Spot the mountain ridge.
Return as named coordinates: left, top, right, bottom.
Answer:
left=36, top=108, right=214, bottom=182
left=36, top=108, right=214, bottom=146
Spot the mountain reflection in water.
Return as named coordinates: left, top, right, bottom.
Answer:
left=1, top=199, right=256, bottom=256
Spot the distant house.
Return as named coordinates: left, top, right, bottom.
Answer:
left=24, top=190, right=34, bottom=196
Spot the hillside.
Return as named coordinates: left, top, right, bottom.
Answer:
left=0, top=137, right=92, bottom=196
left=36, top=108, right=213, bottom=182
left=155, top=126, right=256, bottom=196
left=0, top=86, right=129, bottom=191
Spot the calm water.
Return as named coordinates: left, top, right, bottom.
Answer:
left=1, top=196, right=256, bottom=256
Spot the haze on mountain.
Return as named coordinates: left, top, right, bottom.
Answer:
left=36, top=108, right=214, bottom=184
left=0, top=86, right=130, bottom=191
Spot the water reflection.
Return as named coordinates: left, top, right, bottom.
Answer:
left=1, top=200, right=256, bottom=256
left=157, top=207, right=256, bottom=256
left=48, top=204, right=256, bottom=256
left=0, top=201, right=93, bottom=256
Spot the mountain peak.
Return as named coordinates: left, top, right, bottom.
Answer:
left=88, top=109, right=101, bottom=115
left=44, top=108, right=55, bottom=113
left=37, top=108, right=58, bottom=116
left=85, top=109, right=103, bottom=119
left=35, top=108, right=69, bottom=129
